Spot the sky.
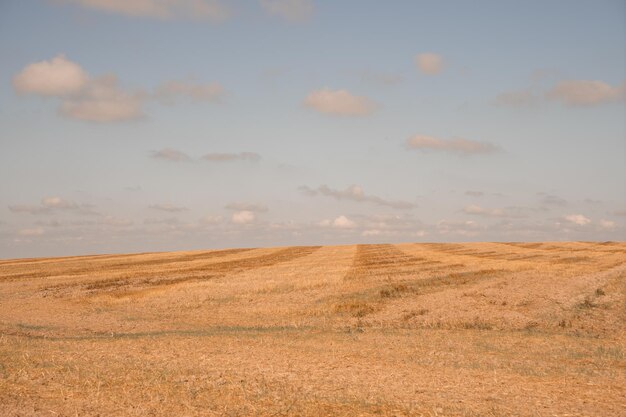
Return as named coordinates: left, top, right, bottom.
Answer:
left=0, top=0, right=625, bottom=258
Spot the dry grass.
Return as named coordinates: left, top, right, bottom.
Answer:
left=1, top=241, right=625, bottom=416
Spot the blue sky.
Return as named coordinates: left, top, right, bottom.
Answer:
left=1, top=0, right=625, bottom=258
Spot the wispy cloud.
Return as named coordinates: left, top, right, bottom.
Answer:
left=151, top=148, right=192, bottom=162
left=406, top=135, right=498, bottom=154
left=465, top=191, right=484, bottom=197
left=202, top=152, right=261, bottom=162
left=463, top=204, right=528, bottom=218
left=304, top=88, right=377, bottom=116
left=149, top=203, right=188, bottom=212
left=538, top=193, right=567, bottom=207
left=300, top=184, right=415, bottom=209
left=415, top=53, right=444, bottom=75
left=547, top=80, right=625, bottom=106
left=9, top=197, right=98, bottom=216
left=154, top=79, right=224, bottom=103
left=60, top=0, right=231, bottom=21
left=260, top=0, right=314, bottom=22
left=225, top=202, right=268, bottom=212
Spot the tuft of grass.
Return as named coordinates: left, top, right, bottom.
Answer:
left=333, top=300, right=377, bottom=317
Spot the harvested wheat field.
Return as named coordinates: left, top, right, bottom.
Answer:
left=1, top=241, right=625, bottom=416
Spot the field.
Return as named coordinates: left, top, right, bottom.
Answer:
left=0, top=241, right=625, bottom=416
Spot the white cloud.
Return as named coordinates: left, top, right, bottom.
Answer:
left=304, top=88, right=376, bottom=116
left=155, top=80, right=224, bottom=102
left=332, top=215, right=355, bottom=229
left=60, top=75, right=143, bottom=122
left=406, top=135, right=498, bottom=154
left=300, top=184, right=415, bottom=209
left=61, top=0, right=230, bottom=21
left=547, top=80, right=625, bottom=106
left=151, top=148, right=192, bottom=162
left=436, top=219, right=481, bottom=236
left=149, top=203, right=188, bottom=212
left=361, top=229, right=381, bottom=237
left=13, top=55, right=88, bottom=96
left=564, top=214, right=591, bottom=226
left=14, top=56, right=143, bottom=123
left=599, top=219, right=616, bottom=230
left=202, top=152, right=261, bottom=162
left=232, top=210, right=255, bottom=224
left=415, top=53, right=443, bottom=75
left=260, top=0, right=313, bottom=22
left=17, top=228, right=45, bottom=237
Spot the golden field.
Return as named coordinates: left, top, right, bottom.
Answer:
left=0, top=241, right=625, bottom=416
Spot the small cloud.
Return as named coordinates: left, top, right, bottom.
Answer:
left=463, top=204, right=527, bottom=218
left=299, top=184, right=415, bottom=209
left=415, top=53, right=444, bottom=75
left=231, top=210, right=255, bottom=224
left=304, top=88, right=377, bottom=116
left=225, top=202, right=268, bottom=212
left=149, top=203, right=188, bottom=212
left=13, top=54, right=88, bottom=96
left=406, top=135, right=498, bottom=154
left=611, top=209, right=626, bottom=217
left=42, top=196, right=77, bottom=209
left=60, top=0, right=231, bottom=21
left=125, top=185, right=142, bottom=192
left=437, top=219, right=481, bottom=236
left=546, top=80, right=625, bottom=106
left=8, top=197, right=96, bottom=215
left=202, top=152, right=261, bottom=162
left=17, top=227, right=45, bottom=237
left=60, top=75, right=143, bottom=122
left=361, top=229, right=381, bottom=237
left=151, top=148, right=192, bottom=162
left=599, top=219, right=616, bottom=230
left=332, top=215, right=355, bottom=229
left=564, top=214, right=591, bottom=226
left=260, top=0, right=314, bottom=22
left=154, top=79, right=224, bottom=103
left=465, top=190, right=484, bottom=197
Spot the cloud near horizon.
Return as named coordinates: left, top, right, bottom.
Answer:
left=304, top=88, right=377, bottom=116
left=406, top=135, right=498, bottom=154
left=60, top=0, right=230, bottom=21
left=300, top=184, right=415, bottom=210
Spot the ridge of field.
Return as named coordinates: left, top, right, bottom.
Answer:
left=1, top=241, right=625, bottom=416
